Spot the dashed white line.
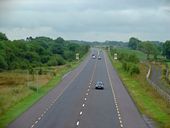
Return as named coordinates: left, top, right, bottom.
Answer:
left=35, top=121, right=38, bottom=124
left=120, top=124, right=124, bottom=127
left=76, top=121, right=80, bottom=126
left=84, top=98, right=87, bottom=101
left=86, top=93, right=88, bottom=96
left=80, top=111, right=83, bottom=115
left=87, top=89, right=90, bottom=91
left=82, top=104, right=85, bottom=107
left=31, top=124, right=34, bottom=128
left=38, top=117, right=41, bottom=120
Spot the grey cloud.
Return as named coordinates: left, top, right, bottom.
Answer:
left=0, top=0, right=170, bottom=41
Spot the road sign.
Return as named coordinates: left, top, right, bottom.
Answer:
left=114, top=53, right=117, bottom=60
left=76, top=53, right=79, bottom=60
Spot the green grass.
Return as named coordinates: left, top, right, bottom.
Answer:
left=115, top=47, right=147, bottom=61
left=0, top=52, right=89, bottom=128
left=108, top=51, right=170, bottom=128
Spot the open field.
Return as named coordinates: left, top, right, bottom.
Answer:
left=108, top=51, right=170, bottom=128
left=0, top=72, right=49, bottom=114
left=114, top=47, right=165, bottom=61
left=0, top=54, right=86, bottom=128
left=114, top=47, right=147, bottom=61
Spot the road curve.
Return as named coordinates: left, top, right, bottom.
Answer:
left=8, top=49, right=148, bottom=128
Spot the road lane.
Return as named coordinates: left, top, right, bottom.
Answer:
left=104, top=51, right=149, bottom=128
left=8, top=48, right=148, bottom=128
left=35, top=54, right=97, bottom=128
left=78, top=51, right=121, bottom=128
left=8, top=49, right=96, bottom=128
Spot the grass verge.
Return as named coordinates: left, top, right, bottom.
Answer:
left=0, top=52, right=89, bottom=128
left=107, top=51, right=170, bottom=128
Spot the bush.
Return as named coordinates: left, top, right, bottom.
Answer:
left=129, top=64, right=140, bottom=75
left=38, top=68, right=43, bottom=75
left=47, top=56, right=58, bottom=66
left=29, top=85, right=38, bottom=92
left=0, top=55, right=8, bottom=70
left=128, top=54, right=139, bottom=64
left=56, top=55, right=66, bottom=65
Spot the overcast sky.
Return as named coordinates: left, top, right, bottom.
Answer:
left=0, top=0, right=170, bottom=41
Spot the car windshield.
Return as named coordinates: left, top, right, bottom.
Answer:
left=97, top=82, right=103, bottom=85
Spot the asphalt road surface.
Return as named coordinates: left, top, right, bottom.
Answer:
left=8, top=49, right=149, bottom=128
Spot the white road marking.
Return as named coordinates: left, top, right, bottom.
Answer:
left=82, top=104, right=85, bottom=107
left=80, top=111, right=83, bottom=115
left=76, top=121, right=80, bottom=126
left=38, top=117, right=41, bottom=120
left=30, top=54, right=91, bottom=128
left=31, top=124, right=34, bottom=128
left=104, top=52, right=124, bottom=128
left=86, top=93, right=88, bottom=96
left=35, top=121, right=38, bottom=124
left=84, top=98, right=87, bottom=101
left=87, top=89, right=90, bottom=91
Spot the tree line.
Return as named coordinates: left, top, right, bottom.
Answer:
left=110, top=48, right=140, bottom=75
left=128, top=37, right=170, bottom=60
left=0, top=32, right=90, bottom=71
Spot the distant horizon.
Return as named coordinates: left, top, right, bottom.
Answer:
left=1, top=31, right=166, bottom=43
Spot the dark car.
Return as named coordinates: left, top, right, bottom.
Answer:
left=95, top=81, right=104, bottom=89
left=98, top=56, right=101, bottom=60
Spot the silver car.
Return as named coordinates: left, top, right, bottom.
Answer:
left=95, top=81, right=104, bottom=89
